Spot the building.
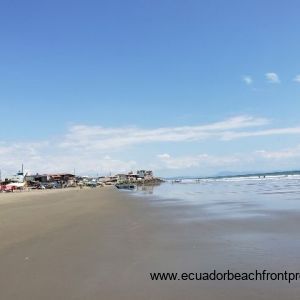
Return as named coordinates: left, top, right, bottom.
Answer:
left=25, top=173, right=76, bottom=185
left=116, top=174, right=128, bottom=182
left=25, top=174, right=49, bottom=183
left=137, top=170, right=153, bottom=180
left=48, top=173, right=75, bottom=183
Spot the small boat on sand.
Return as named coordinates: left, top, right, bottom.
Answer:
left=115, top=184, right=136, bottom=190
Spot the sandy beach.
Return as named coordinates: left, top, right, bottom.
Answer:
left=0, top=186, right=300, bottom=299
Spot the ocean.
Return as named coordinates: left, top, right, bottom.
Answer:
left=131, top=174, right=300, bottom=283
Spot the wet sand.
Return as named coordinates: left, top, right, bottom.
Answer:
left=0, top=187, right=299, bottom=299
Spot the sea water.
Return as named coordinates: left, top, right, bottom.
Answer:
left=134, top=175, right=300, bottom=219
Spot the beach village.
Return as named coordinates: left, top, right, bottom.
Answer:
left=0, top=167, right=163, bottom=193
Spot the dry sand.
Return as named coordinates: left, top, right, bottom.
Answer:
left=0, top=187, right=299, bottom=299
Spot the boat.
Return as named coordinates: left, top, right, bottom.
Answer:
left=6, top=170, right=26, bottom=183
left=172, top=179, right=182, bottom=183
left=85, top=180, right=97, bottom=188
left=115, top=184, right=136, bottom=190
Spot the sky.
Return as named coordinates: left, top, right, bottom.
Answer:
left=1, top=0, right=300, bottom=177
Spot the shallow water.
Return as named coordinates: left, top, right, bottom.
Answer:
left=134, top=175, right=300, bottom=219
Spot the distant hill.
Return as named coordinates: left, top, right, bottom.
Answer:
left=165, top=170, right=300, bottom=180
left=211, top=170, right=300, bottom=179
left=215, top=171, right=259, bottom=177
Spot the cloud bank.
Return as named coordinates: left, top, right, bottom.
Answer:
left=1, top=115, right=300, bottom=176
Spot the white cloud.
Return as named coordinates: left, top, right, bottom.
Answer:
left=0, top=141, right=137, bottom=178
left=256, top=145, right=300, bottom=159
left=157, top=153, right=171, bottom=159
left=293, top=75, right=300, bottom=83
left=157, top=153, right=240, bottom=170
left=60, top=116, right=269, bottom=150
left=242, top=75, right=253, bottom=85
left=221, top=127, right=300, bottom=141
left=156, top=145, right=300, bottom=172
left=265, top=72, right=280, bottom=83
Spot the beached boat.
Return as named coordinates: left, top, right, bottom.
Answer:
left=115, top=184, right=136, bottom=190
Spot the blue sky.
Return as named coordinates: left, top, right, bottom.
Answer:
left=1, top=0, right=300, bottom=177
